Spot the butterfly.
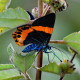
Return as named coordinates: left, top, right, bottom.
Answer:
left=12, top=13, right=61, bottom=61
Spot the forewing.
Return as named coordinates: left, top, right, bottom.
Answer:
left=12, top=13, right=56, bottom=46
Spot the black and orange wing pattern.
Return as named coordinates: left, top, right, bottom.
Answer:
left=12, top=13, right=56, bottom=46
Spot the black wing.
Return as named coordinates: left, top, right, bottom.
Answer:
left=23, top=13, right=56, bottom=45
left=12, top=13, right=56, bottom=46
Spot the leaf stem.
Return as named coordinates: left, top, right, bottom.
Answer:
left=42, top=4, right=50, bottom=16
left=70, top=48, right=78, bottom=63
left=70, top=53, right=77, bottom=63
left=23, top=72, right=31, bottom=80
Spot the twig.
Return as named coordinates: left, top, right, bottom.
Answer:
left=38, top=0, right=43, bottom=17
left=70, top=53, right=77, bottom=63
left=36, top=0, right=43, bottom=80
left=49, top=40, right=65, bottom=44
left=42, top=4, right=50, bottom=16
left=59, top=76, right=64, bottom=80
left=28, top=4, right=50, bottom=24
left=36, top=51, right=43, bottom=80
left=70, top=48, right=78, bottom=63
left=23, top=72, right=31, bottom=80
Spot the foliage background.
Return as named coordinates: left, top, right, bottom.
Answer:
left=0, top=0, right=80, bottom=80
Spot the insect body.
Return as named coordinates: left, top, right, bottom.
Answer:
left=12, top=13, right=61, bottom=61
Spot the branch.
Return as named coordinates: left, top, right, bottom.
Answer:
left=36, top=0, right=43, bottom=80
left=38, top=0, right=43, bottom=17
left=49, top=40, right=65, bottom=44
left=42, top=4, right=50, bottom=16
left=36, top=51, right=43, bottom=80
left=23, top=72, right=31, bottom=80
left=59, top=76, right=64, bottom=80
left=70, top=48, right=78, bottom=63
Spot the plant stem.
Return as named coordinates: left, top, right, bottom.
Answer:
left=36, top=51, right=43, bottom=80
left=23, top=72, right=31, bottom=80
left=70, top=53, right=77, bottom=63
left=36, top=0, right=43, bottom=80
left=49, top=40, right=65, bottom=44
left=38, top=0, right=43, bottom=17
left=42, top=4, right=50, bottom=16
left=59, top=76, right=64, bottom=80
left=70, top=48, right=78, bottom=63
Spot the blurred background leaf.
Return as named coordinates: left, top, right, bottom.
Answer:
left=0, top=0, right=11, bottom=12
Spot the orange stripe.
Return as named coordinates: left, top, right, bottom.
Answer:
left=12, top=26, right=53, bottom=46
left=16, top=28, right=33, bottom=46
left=12, top=30, right=24, bottom=46
left=16, top=26, right=53, bottom=45
left=21, top=28, right=33, bottom=41
left=32, top=26, right=53, bottom=34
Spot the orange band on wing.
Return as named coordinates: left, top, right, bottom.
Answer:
left=12, top=31, right=24, bottom=46
left=32, top=26, right=53, bottom=34
left=15, top=28, right=33, bottom=46
left=12, top=26, right=53, bottom=46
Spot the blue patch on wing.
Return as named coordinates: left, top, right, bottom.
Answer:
left=22, top=44, right=39, bottom=53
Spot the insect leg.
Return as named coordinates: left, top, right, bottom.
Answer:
left=51, top=50, right=62, bottom=62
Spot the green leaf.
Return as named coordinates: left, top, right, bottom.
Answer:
left=0, top=7, right=30, bottom=34
left=0, top=7, right=30, bottom=27
left=33, top=62, right=62, bottom=75
left=13, top=52, right=35, bottom=73
left=0, top=0, right=11, bottom=12
left=33, top=61, right=75, bottom=75
left=0, top=69, right=24, bottom=80
left=0, top=64, right=14, bottom=70
left=63, top=31, right=80, bottom=54
left=7, top=43, right=35, bottom=72
left=0, top=27, right=10, bottom=34
left=7, top=43, right=15, bottom=56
